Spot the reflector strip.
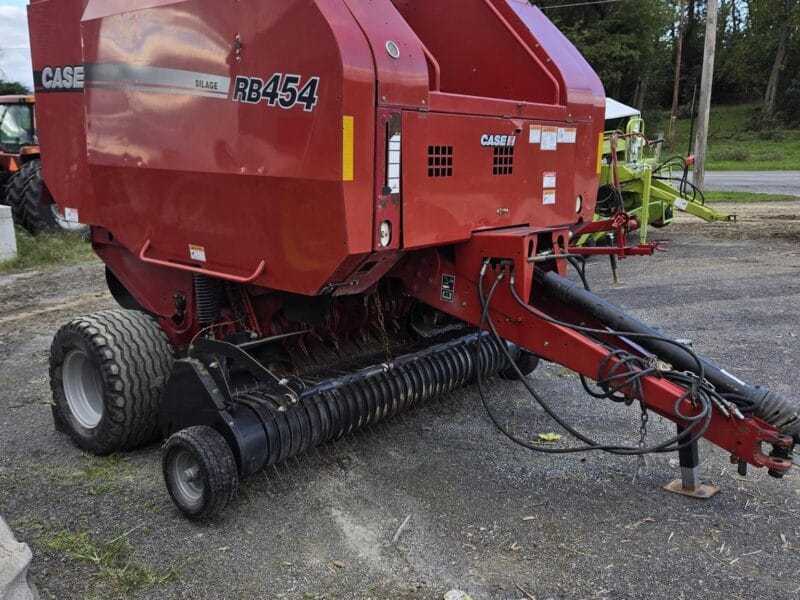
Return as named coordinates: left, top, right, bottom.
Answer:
left=596, top=132, right=604, bottom=174
left=342, top=115, right=354, bottom=181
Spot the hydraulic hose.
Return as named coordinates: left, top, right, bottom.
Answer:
left=535, top=269, right=800, bottom=441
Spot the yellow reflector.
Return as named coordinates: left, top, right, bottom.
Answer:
left=342, top=115, right=354, bottom=181
left=596, top=132, right=604, bottom=174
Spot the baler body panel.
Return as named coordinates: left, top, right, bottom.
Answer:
left=29, top=0, right=604, bottom=295
left=27, top=0, right=93, bottom=219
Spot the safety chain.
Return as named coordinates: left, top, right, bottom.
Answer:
left=635, top=403, right=649, bottom=478
left=373, top=291, right=393, bottom=365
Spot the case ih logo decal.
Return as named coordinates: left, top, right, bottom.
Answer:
left=232, top=74, right=320, bottom=112
left=480, top=134, right=517, bottom=147
left=34, top=65, right=84, bottom=92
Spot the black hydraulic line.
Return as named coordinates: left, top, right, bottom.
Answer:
left=534, top=269, right=800, bottom=440
left=475, top=264, right=711, bottom=455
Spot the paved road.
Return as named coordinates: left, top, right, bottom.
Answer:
left=705, top=170, right=800, bottom=196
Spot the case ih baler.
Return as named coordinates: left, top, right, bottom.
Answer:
left=29, top=0, right=798, bottom=519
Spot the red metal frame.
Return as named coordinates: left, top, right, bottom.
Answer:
left=393, top=231, right=793, bottom=474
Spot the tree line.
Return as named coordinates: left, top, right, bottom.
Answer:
left=538, top=0, right=799, bottom=125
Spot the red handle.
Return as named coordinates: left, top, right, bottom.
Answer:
left=138, top=239, right=266, bottom=284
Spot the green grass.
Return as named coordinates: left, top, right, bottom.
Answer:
left=0, top=226, right=95, bottom=273
left=645, top=103, right=800, bottom=171
left=39, top=523, right=184, bottom=595
left=30, top=453, right=135, bottom=496
left=704, top=191, right=799, bottom=203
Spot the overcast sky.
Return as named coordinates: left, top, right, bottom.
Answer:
left=0, top=0, right=33, bottom=88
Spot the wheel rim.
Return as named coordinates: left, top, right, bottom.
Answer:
left=62, top=349, right=104, bottom=429
left=49, top=204, right=87, bottom=232
left=170, top=449, right=204, bottom=506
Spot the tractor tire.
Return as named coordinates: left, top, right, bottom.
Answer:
left=4, top=159, right=88, bottom=235
left=163, top=426, right=239, bottom=520
left=49, top=309, right=174, bottom=455
left=499, top=348, right=540, bottom=380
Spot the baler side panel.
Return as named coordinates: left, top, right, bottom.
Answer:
left=76, top=0, right=376, bottom=295
left=401, top=111, right=599, bottom=249
left=341, top=0, right=431, bottom=109
left=27, top=0, right=93, bottom=220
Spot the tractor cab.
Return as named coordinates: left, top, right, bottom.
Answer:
left=0, top=96, right=38, bottom=186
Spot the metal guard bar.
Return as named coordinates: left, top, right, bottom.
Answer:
left=139, top=239, right=266, bottom=284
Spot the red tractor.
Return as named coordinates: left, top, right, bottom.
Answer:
left=1, top=94, right=86, bottom=234
left=29, top=0, right=798, bottom=519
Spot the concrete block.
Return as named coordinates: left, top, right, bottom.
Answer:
left=0, top=205, right=17, bottom=262
left=0, top=516, right=39, bottom=600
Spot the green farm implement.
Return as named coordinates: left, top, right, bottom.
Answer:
left=579, top=104, right=735, bottom=247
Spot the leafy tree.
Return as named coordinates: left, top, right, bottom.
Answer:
left=0, top=80, right=31, bottom=95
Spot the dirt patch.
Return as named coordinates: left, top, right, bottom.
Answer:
left=672, top=200, right=800, bottom=242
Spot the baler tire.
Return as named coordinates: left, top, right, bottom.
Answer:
left=49, top=309, right=174, bottom=454
left=163, top=426, right=238, bottom=520
left=4, top=159, right=88, bottom=235
left=499, top=349, right=540, bottom=380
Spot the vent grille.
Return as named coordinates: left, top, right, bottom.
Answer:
left=492, top=146, right=514, bottom=175
left=427, top=145, right=453, bottom=177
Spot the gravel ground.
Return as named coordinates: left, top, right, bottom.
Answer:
left=1, top=202, right=799, bottom=599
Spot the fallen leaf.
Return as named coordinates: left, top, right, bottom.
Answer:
left=537, top=432, right=562, bottom=443
left=522, top=516, right=536, bottom=522
left=332, top=560, right=346, bottom=568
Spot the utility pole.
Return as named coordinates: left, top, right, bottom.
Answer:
left=693, top=0, right=718, bottom=192
left=668, top=0, right=686, bottom=152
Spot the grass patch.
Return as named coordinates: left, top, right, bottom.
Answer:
left=30, top=453, right=134, bottom=496
left=704, top=191, right=799, bottom=203
left=645, top=103, right=800, bottom=171
left=40, top=524, right=184, bottom=595
left=0, top=226, right=95, bottom=273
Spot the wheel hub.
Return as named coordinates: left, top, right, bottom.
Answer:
left=171, top=449, right=204, bottom=505
left=62, top=349, right=104, bottom=429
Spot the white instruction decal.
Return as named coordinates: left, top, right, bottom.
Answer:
left=673, top=197, right=689, bottom=211
left=558, top=127, right=577, bottom=144
left=543, top=172, right=557, bottom=188
left=543, top=190, right=556, bottom=205
left=541, top=126, right=558, bottom=151
left=64, top=207, right=80, bottom=223
left=529, top=124, right=542, bottom=144
left=189, top=244, right=207, bottom=262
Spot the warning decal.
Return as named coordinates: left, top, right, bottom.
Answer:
left=541, top=126, right=558, bottom=151
left=529, top=124, right=542, bottom=144
left=441, top=274, right=455, bottom=302
left=543, top=172, right=557, bottom=188
left=543, top=190, right=556, bottom=205
left=558, top=127, right=577, bottom=144
left=189, top=244, right=207, bottom=262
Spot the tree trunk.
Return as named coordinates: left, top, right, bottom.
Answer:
left=762, top=7, right=790, bottom=119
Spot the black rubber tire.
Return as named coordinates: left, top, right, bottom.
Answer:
left=163, top=426, right=239, bottom=520
left=4, top=159, right=88, bottom=235
left=49, top=309, right=174, bottom=454
left=499, top=348, right=541, bottom=380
